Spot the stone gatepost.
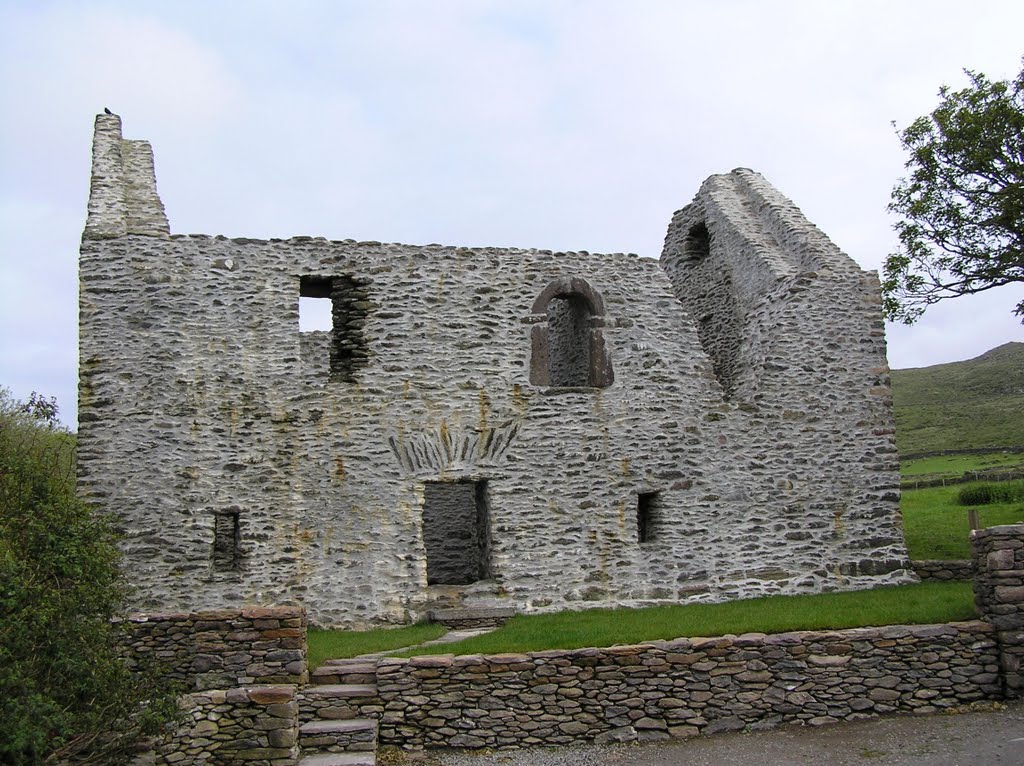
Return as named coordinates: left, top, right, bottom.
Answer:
left=972, top=524, right=1024, bottom=697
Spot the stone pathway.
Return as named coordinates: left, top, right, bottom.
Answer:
left=355, top=628, right=496, bottom=659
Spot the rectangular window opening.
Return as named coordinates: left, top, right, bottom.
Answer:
left=298, top=274, right=370, bottom=380
left=299, top=296, right=333, bottom=332
left=637, top=491, right=661, bottom=544
left=422, top=479, right=491, bottom=585
left=299, top=275, right=334, bottom=333
left=213, top=511, right=241, bottom=571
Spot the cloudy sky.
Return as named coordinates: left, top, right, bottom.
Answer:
left=1, top=0, right=1022, bottom=427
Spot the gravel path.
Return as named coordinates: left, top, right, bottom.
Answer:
left=423, top=701, right=1024, bottom=766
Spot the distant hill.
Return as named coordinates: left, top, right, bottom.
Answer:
left=891, top=342, right=1024, bottom=456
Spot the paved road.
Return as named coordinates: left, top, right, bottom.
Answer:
left=426, top=702, right=1024, bottom=765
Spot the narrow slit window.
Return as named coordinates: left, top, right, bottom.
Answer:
left=637, top=492, right=660, bottom=544
left=213, top=511, right=240, bottom=570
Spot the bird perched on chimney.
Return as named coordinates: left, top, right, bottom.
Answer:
left=104, top=107, right=113, bottom=115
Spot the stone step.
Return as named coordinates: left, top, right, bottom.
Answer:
left=428, top=606, right=516, bottom=630
left=306, top=683, right=379, bottom=697
left=298, top=753, right=376, bottom=766
left=312, top=661, right=381, bottom=684
left=300, top=718, right=378, bottom=754
left=300, top=684, right=383, bottom=722
left=317, top=659, right=378, bottom=684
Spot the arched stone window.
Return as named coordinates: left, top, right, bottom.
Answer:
left=528, top=276, right=614, bottom=388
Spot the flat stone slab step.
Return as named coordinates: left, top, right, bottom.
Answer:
left=312, top=663, right=381, bottom=684
left=321, top=659, right=377, bottom=670
left=314, top=660, right=378, bottom=684
left=301, top=719, right=377, bottom=735
left=428, top=606, right=516, bottom=629
left=304, top=683, right=378, bottom=698
left=299, top=753, right=375, bottom=766
left=300, top=718, right=377, bottom=755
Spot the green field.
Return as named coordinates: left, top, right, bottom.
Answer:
left=891, top=342, right=1024, bottom=455
left=900, top=452, right=1024, bottom=479
left=901, top=480, right=1024, bottom=559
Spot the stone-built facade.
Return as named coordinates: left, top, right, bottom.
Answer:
left=78, top=114, right=913, bottom=627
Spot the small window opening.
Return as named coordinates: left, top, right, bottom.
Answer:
left=684, top=222, right=710, bottom=262
left=299, top=275, right=370, bottom=381
left=529, top=277, right=613, bottom=389
left=422, top=480, right=491, bottom=585
left=300, top=276, right=333, bottom=332
left=637, top=492, right=661, bottom=543
left=299, top=298, right=333, bottom=332
left=213, top=511, right=240, bottom=570
left=547, top=295, right=593, bottom=387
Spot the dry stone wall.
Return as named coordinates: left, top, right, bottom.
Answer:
left=375, top=623, right=1000, bottom=748
left=914, top=559, right=974, bottom=581
left=138, top=685, right=299, bottom=766
left=122, top=607, right=308, bottom=690
left=79, top=114, right=911, bottom=627
left=972, top=524, right=1024, bottom=697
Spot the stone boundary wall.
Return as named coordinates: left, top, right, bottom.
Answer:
left=375, top=622, right=1000, bottom=748
left=972, top=524, right=1024, bottom=697
left=122, top=607, right=307, bottom=690
left=913, top=559, right=974, bottom=581
left=902, top=469, right=1024, bottom=490
left=135, top=685, right=299, bottom=766
left=901, top=447, right=1024, bottom=462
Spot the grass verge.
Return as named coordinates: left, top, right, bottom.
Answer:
left=396, top=581, right=974, bottom=657
left=308, top=623, right=445, bottom=668
left=901, top=480, right=1024, bottom=559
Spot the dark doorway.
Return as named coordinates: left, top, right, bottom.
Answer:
left=422, top=480, right=491, bottom=585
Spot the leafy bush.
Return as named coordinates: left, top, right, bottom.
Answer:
left=958, top=484, right=997, bottom=505
left=957, top=481, right=1024, bottom=506
left=0, top=389, right=177, bottom=765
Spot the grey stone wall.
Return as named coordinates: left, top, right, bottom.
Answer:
left=914, top=559, right=974, bottom=581
left=376, top=623, right=1000, bottom=748
left=136, top=685, right=299, bottom=766
left=972, top=524, right=1024, bottom=697
left=121, top=607, right=308, bottom=690
left=79, top=115, right=911, bottom=627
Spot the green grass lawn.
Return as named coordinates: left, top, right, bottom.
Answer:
left=399, top=582, right=974, bottom=656
left=901, top=480, right=1024, bottom=559
left=307, top=623, right=445, bottom=668
left=307, top=582, right=974, bottom=663
left=901, top=452, right=1024, bottom=479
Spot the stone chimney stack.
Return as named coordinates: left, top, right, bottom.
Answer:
left=83, top=113, right=169, bottom=240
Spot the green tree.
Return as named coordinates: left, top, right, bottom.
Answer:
left=883, top=61, right=1024, bottom=324
left=0, top=389, right=177, bottom=765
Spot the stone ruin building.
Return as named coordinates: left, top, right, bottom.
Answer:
left=78, top=114, right=914, bottom=627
